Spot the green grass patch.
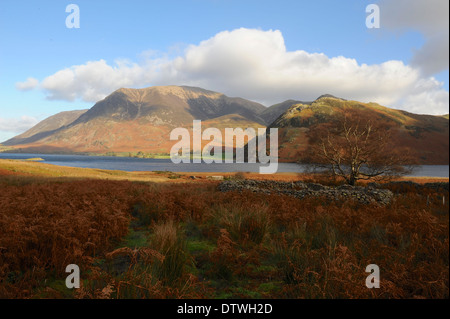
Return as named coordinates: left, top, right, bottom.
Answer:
left=120, top=228, right=149, bottom=249
left=187, top=239, right=216, bottom=254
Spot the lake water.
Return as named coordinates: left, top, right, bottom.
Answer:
left=0, top=153, right=448, bottom=177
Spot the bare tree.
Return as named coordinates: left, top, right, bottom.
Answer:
left=303, top=110, right=415, bottom=185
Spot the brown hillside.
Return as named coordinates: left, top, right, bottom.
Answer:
left=2, top=88, right=448, bottom=164
left=271, top=96, right=449, bottom=164
left=3, top=109, right=88, bottom=146
left=3, top=86, right=267, bottom=154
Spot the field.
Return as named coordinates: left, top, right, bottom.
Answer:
left=0, top=159, right=448, bottom=299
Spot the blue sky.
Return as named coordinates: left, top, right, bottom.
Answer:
left=0, top=0, right=449, bottom=142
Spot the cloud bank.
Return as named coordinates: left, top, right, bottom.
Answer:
left=379, top=0, right=449, bottom=76
left=18, top=28, right=449, bottom=115
left=0, top=116, right=38, bottom=133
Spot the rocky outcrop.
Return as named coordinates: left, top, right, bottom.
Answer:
left=218, top=180, right=394, bottom=205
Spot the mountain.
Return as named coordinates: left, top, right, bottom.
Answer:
left=72, top=86, right=266, bottom=126
left=260, top=100, right=305, bottom=125
left=270, top=95, right=449, bottom=164
left=2, top=86, right=268, bottom=154
left=3, top=87, right=448, bottom=164
left=259, top=94, right=346, bottom=125
left=3, top=110, right=88, bottom=146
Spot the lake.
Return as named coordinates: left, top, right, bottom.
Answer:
left=0, top=153, right=448, bottom=177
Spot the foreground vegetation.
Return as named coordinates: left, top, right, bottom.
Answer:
left=0, top=169, right=448, bottom=299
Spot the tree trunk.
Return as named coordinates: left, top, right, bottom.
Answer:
left=348, top=173, right=356, bottom=186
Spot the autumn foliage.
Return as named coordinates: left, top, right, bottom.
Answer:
left=303, top=109, right=416, bottom=185
left=0, top=175, right=448, bottom=299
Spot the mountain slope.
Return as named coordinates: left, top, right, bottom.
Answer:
left=2, top=86, right=268, bottom=154
left=3, top=109, right=88, bottom=146
left=271, top=96, right=449, bottom=164
left=72, top=86, right=266, bottom=126
left=3, top=88, right=448, bottom=164
left=260, top=100, right=304, bottom=125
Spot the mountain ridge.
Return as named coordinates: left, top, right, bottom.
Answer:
left=3, top=109, right=88, bottom=146
left=271, top=97, right=449, bottom=164
left=2, top=86, right=267, bottom=154
left=2, top=86, right=448, bottom=164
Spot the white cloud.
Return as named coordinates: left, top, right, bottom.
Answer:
left=15, top=77, right=39, bottom=91
left=397, top=78, right=449, bottom=115
left=40, top=60, right=151, bottom=102
left=0, top=116, right=39, bottom=133
left=379, top=0, right=449, bottom=76
left=17, top=28, right=449, bottom=115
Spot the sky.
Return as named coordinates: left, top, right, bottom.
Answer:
left=0, top=0, right=449, bottom=142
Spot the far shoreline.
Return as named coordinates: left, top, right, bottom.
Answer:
left=0, top=158, right=448, bottom=184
